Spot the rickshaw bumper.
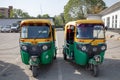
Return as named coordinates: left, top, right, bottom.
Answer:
left=88, top=55, right=102, bottom=65
left=29, top=56, right=40, bottom=66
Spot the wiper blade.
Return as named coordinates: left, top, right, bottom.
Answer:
left=89, top=38, right=96, bottom=45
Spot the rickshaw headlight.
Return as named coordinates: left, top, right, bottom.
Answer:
left=101, top=45, right=106, bottom=51
left=21, top=45, right=27, bottom=51
left=81, top=46, right=87, bottom=51
left=42, top=45, right=48, bottom=50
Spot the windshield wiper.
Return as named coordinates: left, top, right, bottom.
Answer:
left=95, top=29, right=101, bottom=38
left=89, top=29, right=102, bottom=44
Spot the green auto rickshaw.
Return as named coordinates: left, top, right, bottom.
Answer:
left=19, top=19, right=57, bottom=77
left=63, top=19, right=107, bottom=77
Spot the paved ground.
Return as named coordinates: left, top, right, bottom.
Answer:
left=0, top=31, right=120, bottom=80
left=106, top=31, right=120, bottom=40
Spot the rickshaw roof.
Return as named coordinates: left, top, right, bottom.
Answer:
left=20, top=19, right=52, bottom=27
left=76, top=19, right=104, bottom=24
left=65, top=20, right=104, bottom=28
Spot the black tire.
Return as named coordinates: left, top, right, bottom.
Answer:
left=54, top=55, right=56, bottom=59
left=63, top=49, right=67, bottom=60
left=32, top=66, right=38, bottom=77
left=29, top=65, right=32, bottom=70
left=54, top=50, right=57, bottom=59
left=92, top=65, right=99, bottom=77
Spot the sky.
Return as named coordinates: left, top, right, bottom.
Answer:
left=0, top=0, right=120, bottom=17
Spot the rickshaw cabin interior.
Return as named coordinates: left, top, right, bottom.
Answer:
left=66, top=25, right=74, bottom=44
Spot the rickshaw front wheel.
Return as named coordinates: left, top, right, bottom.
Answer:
left=54, top=50, right=57, bottom=59
left=29, top=65, right=32, bottom=70
left=32, top=66, right=38, bottom=77
left=63, top=49, right=67, bottom=60
left=92, top=65, right=99, bottom=77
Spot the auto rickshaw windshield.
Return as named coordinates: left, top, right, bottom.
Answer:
left=76, top=24, right=105, bottom=39
left=21, top=25, right=50, bottom=38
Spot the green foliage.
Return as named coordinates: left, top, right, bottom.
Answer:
left=85, top=0, right=106, bottom=14
left=9, top=9, right=13, bottom=18
left=12, top=9, right=30, bottom=18
left=37, top=14, right=42, bottom=18
left=64, top=0, right=107, bottom=22
left=37, top=14, right=50, bottom=18
left=54, top=13, right=65, bottom=26
left=42, top=14, right=50, bottom=18
left=0, top=12, right=5, bottom=18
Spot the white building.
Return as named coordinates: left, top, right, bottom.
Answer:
left=87, top=14, right=102, bottom=20
left=99, top=1, right=120, bottom=29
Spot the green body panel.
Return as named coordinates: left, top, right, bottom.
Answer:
left=65, top=43, right=74, bottom=57
left=64, top=42, right=105, bottom=65
left=29, top=57, right=40, bottom=66
left=20, top=41, right=56, bottom=65
left=20, top=50, right=30, bottom=65
left=40, top=49, right=54, bottom=64
left=88, top=52, right=105, bottom=65
left=74, top=49, right=88, bottom=65
left=74, top=42, right=105, bottom=65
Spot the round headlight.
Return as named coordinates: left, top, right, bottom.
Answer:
left=101, top=46, right=106, bottom=50
left=42, top=45, right=48, bottom=50
left=22, top=45, right=27, bottom=51
left=81, top=46, right=87, bottom=51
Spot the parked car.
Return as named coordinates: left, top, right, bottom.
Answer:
left=1, top=25, right=11, bottom=33
left=0, top=26, right=2, bottom=32
left=11, top=25, right=19, bottom=32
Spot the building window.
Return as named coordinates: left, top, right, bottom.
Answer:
left=0, top=9, right=5, bottom=11
left=112, top=16, right=114, bottom=28
left=115, top=15, right=117, bottom=28
left=107, top=17, right=110, bottom=28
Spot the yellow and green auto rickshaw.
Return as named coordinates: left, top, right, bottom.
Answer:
left=63, top=20, right=107, bottom=77
left=19, top=19, right=57, bottom=77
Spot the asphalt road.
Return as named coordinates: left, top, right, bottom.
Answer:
left=0, top=31, right=120, bottom=80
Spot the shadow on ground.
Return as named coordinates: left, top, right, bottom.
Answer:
left=0, top=61, right=29, bottom=80
left=61, top=58, right=120, bottom=80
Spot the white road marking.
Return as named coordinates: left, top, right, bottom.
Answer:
left=57, top=60, right=63, bottom=80
left=56, top=32, right=63, bottom=80
left=56, top=34, right=59, bottom=54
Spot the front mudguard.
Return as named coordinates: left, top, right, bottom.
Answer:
left=88, top=57, right=101, bottom=65
left=29, top=57, right=40, bottom=66
left=88, top=52, right=105, bottom=65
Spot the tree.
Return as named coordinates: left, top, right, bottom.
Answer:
left=37, top=14, right=42, bottom=18
left=22, top=12, right=30, bottom=18
left=64, top=0, right=107, bottom=22
left=85, top=0, right=107, bottom=14
left=64, top=0, right=84, bottom=23
left=12, top=9, right=30, bottom=18
left=42, top=14, right=50, bottom=18
left=54, top=13, right=65, bottom=27
left=0, top=13, right=5, bottom=18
